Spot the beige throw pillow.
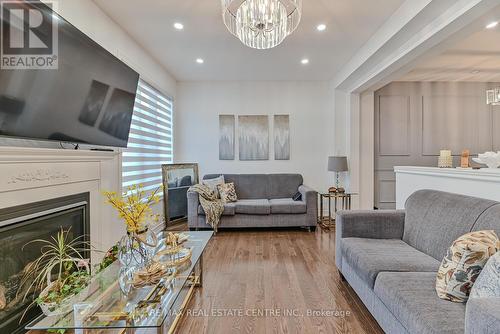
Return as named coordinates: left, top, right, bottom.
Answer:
left=217, top=182, right=237, bottom=203
left=202, top=175, right=225, bottom=198
left=436, top=230, right=499, bottom=302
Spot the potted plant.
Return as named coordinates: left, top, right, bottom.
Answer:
left=20, top=228, right=91, bottom=316
left=103, top=184, right=162, bottom=267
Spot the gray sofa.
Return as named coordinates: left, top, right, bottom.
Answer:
left=336, top=189, right=500, bottom=334
left=187, top=174, right=317, bottom=230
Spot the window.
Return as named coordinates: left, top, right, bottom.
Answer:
left=122, top=79, right=173, bottom=194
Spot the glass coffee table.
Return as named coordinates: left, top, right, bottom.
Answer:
left=26, top=231, right=213, bottom=333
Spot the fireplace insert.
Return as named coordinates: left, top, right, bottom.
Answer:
left=0, top=193, right=90, bottom=334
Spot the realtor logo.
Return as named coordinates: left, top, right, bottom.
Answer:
left=1, top=0, right=58, bottom=69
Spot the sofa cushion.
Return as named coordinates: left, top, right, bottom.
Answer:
left=341, top=238, right=440, bottom=288
left=403, top=190, right=498, bottom=261
left=269, top=198, right=307, bottom=214
left=470, top=251, right=500, bottom=299
left=198, top=203, right=235, bottom=216
left=217, top=182, right=238, bottom=203
left=202, top=175, right=225, bottom=198
left=436, top=230, right=499, bottom=302
left=268, top=174, right=303, bottom=199
left=235, top=199, right=270, bottom=215
left=205, top=174, right=269, bottom=199
left=374, top=272, right=466, bottom=334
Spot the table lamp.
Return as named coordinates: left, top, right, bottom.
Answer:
left=328, top=156, right=348, bottom=193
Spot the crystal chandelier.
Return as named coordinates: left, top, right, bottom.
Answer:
left=222, top=0, right=302, bottom=49
left=486, top=88, right=500, bottom=105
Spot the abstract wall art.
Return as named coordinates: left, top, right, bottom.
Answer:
left=219, top=115, right=235, bottom=160
left=238, top=115, right=269, bottom=160
left=274, top=115, right=290, bottom=160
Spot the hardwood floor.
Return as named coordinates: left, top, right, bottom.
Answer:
left=177, top=227, right=383, bottom=334
left=29, top=225, right=383, bottom=334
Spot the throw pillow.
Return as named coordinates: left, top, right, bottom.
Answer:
left=217, top=182, right=237, bottom=203
left=469, top=251, right=500, bottom=299
left=436, top=230, right=499, bottom=302
left=202, top=175, right=225, bottom=198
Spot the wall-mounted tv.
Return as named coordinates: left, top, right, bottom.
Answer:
left=0, top=0, right=139, bottom=147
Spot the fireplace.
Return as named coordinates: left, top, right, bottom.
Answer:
left=0, top=193, right=90, bottom=334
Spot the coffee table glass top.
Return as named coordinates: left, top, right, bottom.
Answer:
left=25, top=231, right=213, bottom=331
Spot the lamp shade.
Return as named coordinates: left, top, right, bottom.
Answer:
left=328, top=156, right=348, bottom=172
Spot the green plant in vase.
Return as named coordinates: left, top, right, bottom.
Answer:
left=19, top=228, right=91, bottom=316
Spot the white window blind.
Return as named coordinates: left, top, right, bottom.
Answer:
left=122, top=79, right=173, bottom=194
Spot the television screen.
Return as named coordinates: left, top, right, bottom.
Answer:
left=0, top=0, right=139, bottom=147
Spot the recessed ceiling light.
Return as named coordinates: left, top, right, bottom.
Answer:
left=173, top=22, right=184, bottom=30
left=196, top=58, right=204, bottom=64
left=316, top=24, right=326, bottom=31
left=301, top=58, right=309, bottom=65
left=486, top=21, right=498, bottom=29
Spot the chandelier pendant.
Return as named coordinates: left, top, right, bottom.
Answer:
left=486, top=88, right=500, bottom=105
left=222, top=0, right=302, bottom=49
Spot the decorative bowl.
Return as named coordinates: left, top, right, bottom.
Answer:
left=472, top=151, right=500, bottom=169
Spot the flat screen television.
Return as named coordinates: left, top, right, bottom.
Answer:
left=0, top=0, right=139, bottom=147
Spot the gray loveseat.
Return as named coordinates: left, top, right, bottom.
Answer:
left=336, top=189, right=500, bottom=334
left=188, top=174, right=317, bottom=230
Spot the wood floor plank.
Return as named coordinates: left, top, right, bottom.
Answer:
left=29, top=226, right=383, bottom=334
left=177, top=227, right=383, bottom=334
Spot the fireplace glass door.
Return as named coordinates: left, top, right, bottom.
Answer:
left=0, top=194, right=88, bottom=334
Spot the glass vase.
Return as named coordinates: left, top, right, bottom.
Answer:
left=117, top=229, right=158, bottom=269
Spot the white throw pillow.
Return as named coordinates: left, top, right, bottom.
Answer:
left=469, top=251, right=500, bottom=299
left=202, top=175, right=225, bottom=198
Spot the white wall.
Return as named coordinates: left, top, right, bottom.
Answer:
left=50, top=0, right=177, bottom=97
left=175, top=81, right=335, bottom=192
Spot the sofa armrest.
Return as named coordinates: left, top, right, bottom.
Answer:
left=299, top=185, right=317, bottom=219
left=187, top=190, right=200, bottom=228
left=466, top=298, right=500, bottom=334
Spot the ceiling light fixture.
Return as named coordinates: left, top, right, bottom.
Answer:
left=486, top=21, right=498, bottom=29
left=173, top=22, right=184, bottom=30
left=486, top=88, right=500, bottom=105
left=221, top=0, right=302, bottom=49
left=316, top=24, right=326, bottom=31
left=301, top=58, right=309, bottom=65
left=196, top=58, right=204, bottom=64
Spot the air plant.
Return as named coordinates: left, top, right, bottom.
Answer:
left=19, top=227, right=90, bottom=305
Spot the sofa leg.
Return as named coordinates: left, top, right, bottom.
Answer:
left=310, top=226, right=316, bottom=232
left=339, top=270, right=346, bottom=282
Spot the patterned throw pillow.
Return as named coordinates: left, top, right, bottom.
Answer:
left=469, top=251, right=500, bottom=299
left=436, top=230, right=499, bottom=302
left=217, top=182, right=237, bottom=203
left=202, top=175, right=225, bottom=198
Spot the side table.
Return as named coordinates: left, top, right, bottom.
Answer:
left=318, top=192, right=356, bottom=230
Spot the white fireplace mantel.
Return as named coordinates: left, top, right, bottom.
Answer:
left=395, top=166, right=500, bottom=209
left=0, top=147, right=124, bottom=263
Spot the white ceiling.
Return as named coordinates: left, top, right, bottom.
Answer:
left=93, top=0, right=404, bottom=81
left=399, top=6, right=500, bottom=82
